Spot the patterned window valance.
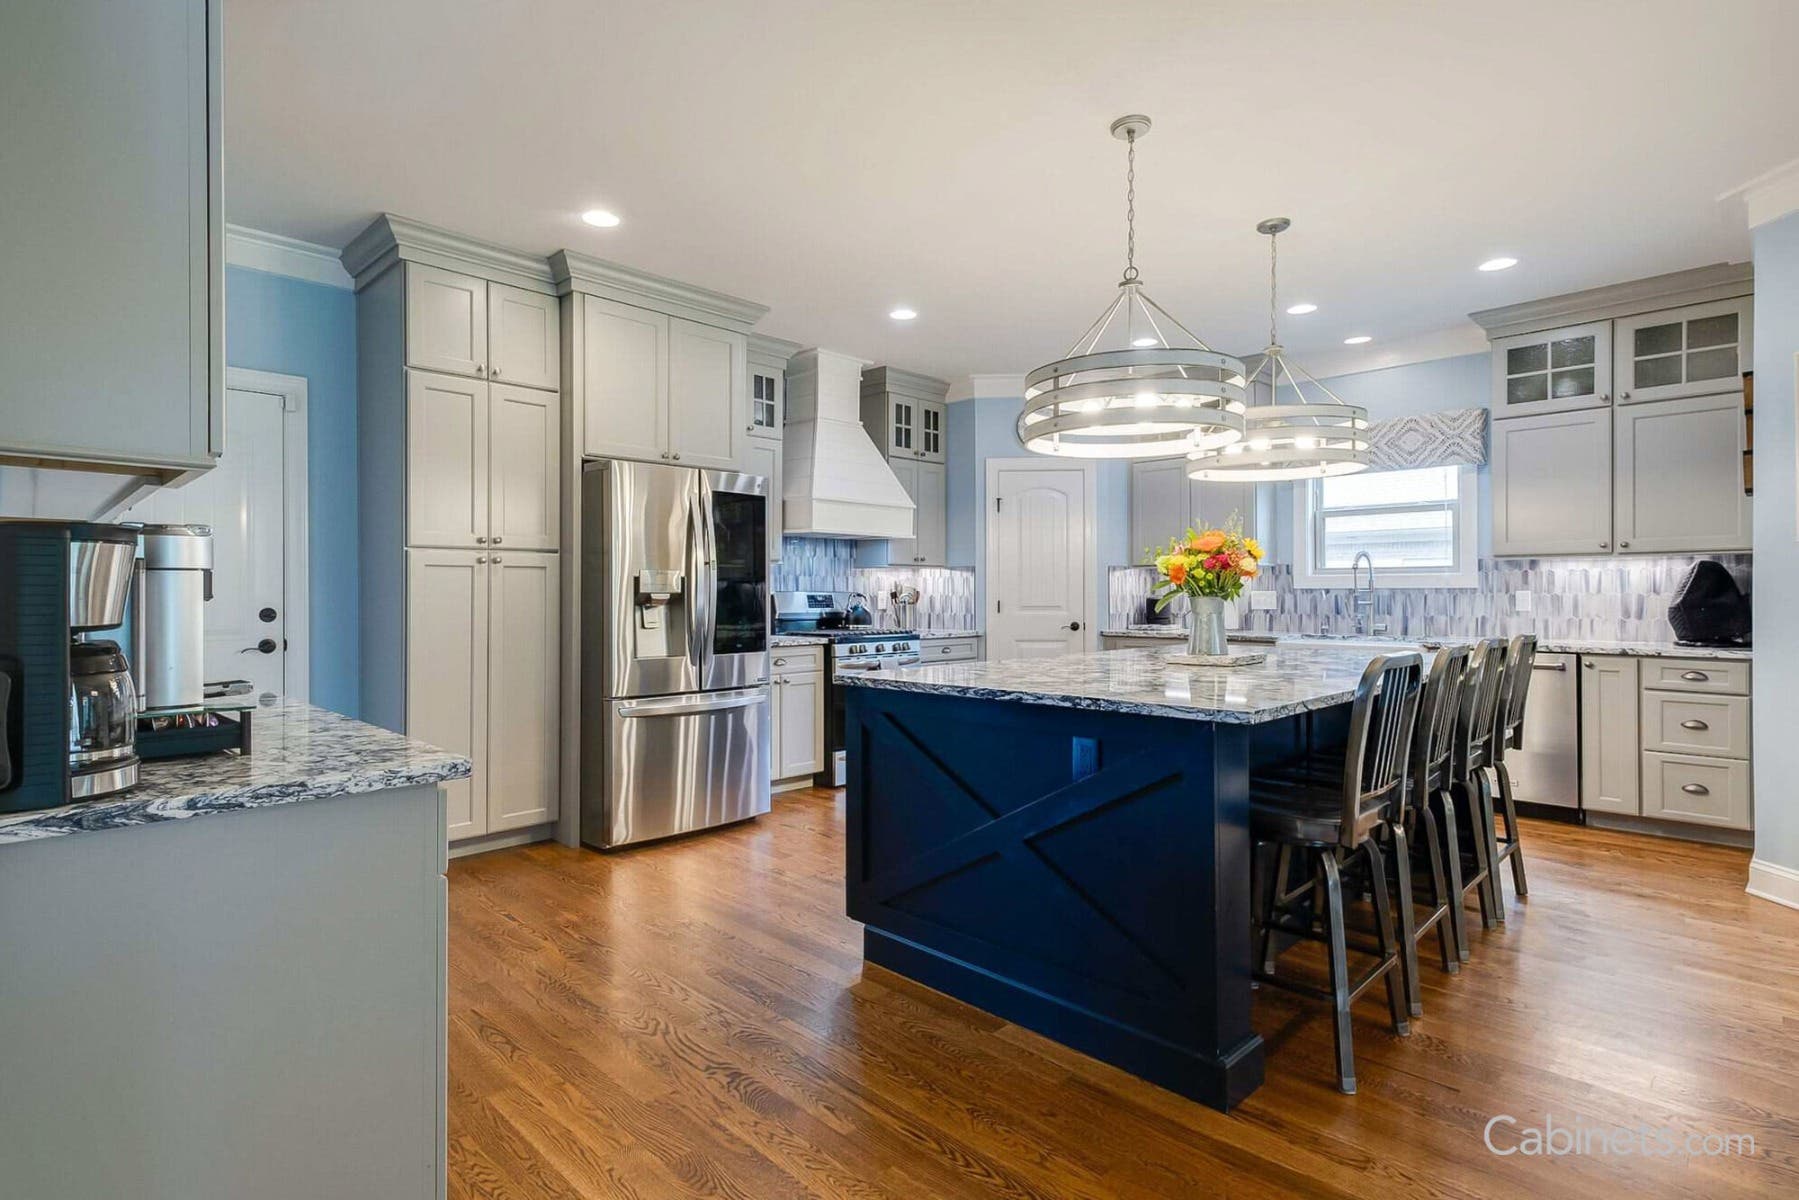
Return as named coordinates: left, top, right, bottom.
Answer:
left=1364, top=407, right=1488, bottom=470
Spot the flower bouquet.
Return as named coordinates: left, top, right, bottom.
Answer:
left=1150, top=520, right=1264, bottom=661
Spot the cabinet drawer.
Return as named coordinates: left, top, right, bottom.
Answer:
left=1639, top=657, right=1749, bottom=695
left=1641, top=752, right=1752, bottom=830
left=769, top=646, right=824, bottom=673
left=1641, top=692, right=1749, bottom=759
left=923, top=638, right=980, bottom=663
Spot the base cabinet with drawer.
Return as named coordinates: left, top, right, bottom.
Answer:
left=771, top=646, right=825, bottom=787
left=920, top=635, right=984, bottom=664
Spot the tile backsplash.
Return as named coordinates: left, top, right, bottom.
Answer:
left=1109, top=554, right=1752, bottom=644
left=772, top=537, right=978, bottom=631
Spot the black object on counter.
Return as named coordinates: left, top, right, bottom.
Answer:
left=1667, top=560, right=1750, bottom=647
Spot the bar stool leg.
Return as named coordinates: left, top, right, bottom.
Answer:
left=1476, top=769, right=1506, bottom=925
left=1432, top=787, right=1472, bottom=961
left=1387, top=824, right=1423, bottom=1017
left=1496, top=760, right=1529, bottom=898
left=1363, top=839, right=1410, bottom=1037
left=1418, top=804, right=1460, bottom=975
left=1320, top=851, right=1357, bottom=1095
left=1260, top=843, right=1292, bottom=975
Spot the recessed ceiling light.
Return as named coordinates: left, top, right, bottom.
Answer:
left=889, top=307, right=917, bottom=321
left=1478, top=256, right=1518, bottom=272
left=1131, top=336, right=1159, bottom=347
left=1285, top=302, right=1318, bottom=315
left=581, top=209, right=621, bottom=228
left=1343, top=335, right=1373, bottom=345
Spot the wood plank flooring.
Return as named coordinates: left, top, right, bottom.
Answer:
left=449, top=787, right=1799, bottom=1199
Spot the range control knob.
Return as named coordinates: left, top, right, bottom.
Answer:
left=874, top=644, right=887, bottom=653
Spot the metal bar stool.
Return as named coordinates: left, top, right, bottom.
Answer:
left=1387, top=645, right=1469, bottom=1013
left=1249, top=653, right=1423, bottom=1094
left=1451, top=638, right=1508, bottom=932
left=1487, top=634, right=1536, bottom=903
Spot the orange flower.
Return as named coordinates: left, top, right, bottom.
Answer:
left=1167, top=562, right=1187, bottom=585
left=1240, top=559, right=1260, bottom=579
left=1194, top=531, right=1226, bottom=553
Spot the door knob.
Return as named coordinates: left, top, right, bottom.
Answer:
left=241, top=638, right=277, bottom=655
left=1064, top=621, right=1082, bottom=631
left=258, top=607, right=278, bottom=623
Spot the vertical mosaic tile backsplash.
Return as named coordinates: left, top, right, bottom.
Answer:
left=1109, top=554, right=1752, bottom=644
left=772, top=537, right=978, bottom=630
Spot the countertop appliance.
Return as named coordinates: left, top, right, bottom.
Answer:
left=580, top=460, right=772, bottom=849
left=774, top=591, right=919, bottom=786
left=1668, top=559, right=1750, bottom=647
left=1504, top=651, right=1579, bottom=811
left=0, top=519, right=142, bottom=810
left=134, top=523, right=214, bottom=710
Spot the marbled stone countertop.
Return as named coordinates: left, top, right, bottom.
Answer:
left=915, top=629, right=983, bottom=640
left=1100, top=627, right=1187, bottom=640
left=0, top=698, right=472, bottom=846
left=770, top=633, right=830, bottom=647
left=841, top=643, right=1414, bottom=725
left=1101, top=628, right=1751, bottom=661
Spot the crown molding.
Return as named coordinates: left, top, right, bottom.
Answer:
left=225, top=225, right=352, bottom=289
left=946, top=373, right=1027, bottom=403
left=1468, top=262, right=1753, bottom=338
left=1720, top=156, right=1799, bottom=230
left=1290, top=325, right=1490, bottom=381
left=549, top=250, right=768, bottom=332
left=861, top=365, right=950, bottom=402
left=748, top=332, right=804, bottom=368
left=339, top=214, right=557, bottom=294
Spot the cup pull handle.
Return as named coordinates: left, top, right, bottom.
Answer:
left=1680, top=671, right=1709, bottom=682
left=1680, top=719, right=1709, bottom=731
left=1680, top=783, right=1710, bottom=796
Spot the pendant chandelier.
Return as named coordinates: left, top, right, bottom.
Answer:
left=1019, top=115, right=1247, bottom=459
left=1187, top=218, right=1371, bottom=481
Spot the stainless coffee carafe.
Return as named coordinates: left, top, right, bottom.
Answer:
left=133, top=524, right=214, bottom=711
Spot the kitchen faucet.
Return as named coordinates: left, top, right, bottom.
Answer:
left=1350, top=551, right=1386, bottom=636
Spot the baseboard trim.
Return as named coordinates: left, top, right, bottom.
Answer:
left=1583, top=812, right=1754, bottom=849
left=1747, top=858, right=1799, bottom=911
left=449, top=823, right=555, bottom=859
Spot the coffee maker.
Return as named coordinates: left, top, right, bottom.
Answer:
left=0, top=519, right=142, bottom=811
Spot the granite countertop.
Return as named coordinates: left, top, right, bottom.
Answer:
left=770, top=633, right=830, bottom=647
left=840, top=642, right=1414, bottom=725
left=1100, top=627, right=1188, bottom=640
left=1100, top=628, right=1752, bottom=661
left=915, top=629, right=983, bottom=640
left=0, top=698, right=472, bottom=846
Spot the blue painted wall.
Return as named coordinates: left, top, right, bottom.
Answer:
left=224, top=265, right=359, bottom=716
left=1751, top=213, right=1798, bottom=878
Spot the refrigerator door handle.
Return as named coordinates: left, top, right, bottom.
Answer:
left=617, top=687, right=767, bottom=718
left=686, top=472, right=712, bottom=681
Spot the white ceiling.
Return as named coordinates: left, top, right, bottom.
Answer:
left=225, top=0, right=1799, bottom=381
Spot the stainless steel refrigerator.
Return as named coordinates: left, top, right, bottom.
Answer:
left=580, top=460, right=772, bottom=849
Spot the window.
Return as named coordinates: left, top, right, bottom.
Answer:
left=1291, top=464, right=1478, bottom=589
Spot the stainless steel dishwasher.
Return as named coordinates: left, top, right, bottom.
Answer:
left=1504, top=651, right=1579, bottom=809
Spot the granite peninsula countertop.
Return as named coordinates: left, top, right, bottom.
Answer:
left=0, top=698, right=472, bottom=846
left=1098, top=628, right=1752, bottom=661
left=840, top=642, right=1410, bottom=725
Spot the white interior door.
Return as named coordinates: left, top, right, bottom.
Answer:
left=986, top=461, right=1091, bottom=661
left=123, top=386, right=292, bottom=697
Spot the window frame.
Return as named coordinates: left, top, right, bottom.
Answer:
left=1290, top=464, right=1479, bottom=590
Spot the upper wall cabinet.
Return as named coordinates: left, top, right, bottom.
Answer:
left=667, top=318, right=747, bottom=471
left=1614, top=297, right=1752, bottom=406
left=1613, top=393, right=1751, bottom=553
left=1128, top=459, right=1258, bottom=565
left=863, top=368, right=948, bottom=465
left=748, top=362, right=784, bottom=441
left=1491, top=409, right=1614, bottom=556
left=1489, top=321, right=1612, bottom=416
left=0, top=0, right=221, bottom=476
left=405, top=265, right=561, bottom=392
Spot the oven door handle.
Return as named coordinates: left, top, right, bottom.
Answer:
left=890, top=655, right=921, bottom=667
left=836, top=662, right=883, bottom=672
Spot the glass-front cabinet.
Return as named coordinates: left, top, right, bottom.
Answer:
left=748, top=367, right=782, bottom=440
left=1614, top=297, right=1752, bottom=405
left=917, top=399, right=945, bottom=462
left=1489, top=320, right=1613, bottom=416
left=887, top=396, right=917, bottom=457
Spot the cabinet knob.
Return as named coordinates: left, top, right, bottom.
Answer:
left=672, top=452, right=681, bottom=461
left=1599, top=541, right=1609, bottom=549
left=491, top=536, right=503, bottom=545
left=1601, top=393, right=1611, bottom=403
left=491, top=555, right=503, bottom=563
left=476, top=555, right=487, bottom=564
left=475, top=364, right=485, bottom=376
left=490, top=366, right=500, bottom=377
left=1620, top=390, right=1630, bottom=400
left=1619, top=541, right=1630, bottom=549
left=1584, top=661, right=1595, bottom=669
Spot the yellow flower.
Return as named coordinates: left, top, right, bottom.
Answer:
left=1244, top=537, right=1264, bottom=561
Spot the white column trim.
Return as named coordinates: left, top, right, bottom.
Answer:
left=1747, top=858, right=1799, bottom=911
left=225, top=367, right=312, bottom=703
left=225, top=225, right=353, bottom=289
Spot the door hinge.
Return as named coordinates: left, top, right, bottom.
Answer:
left=996, top=600, right=1002, bottom=613
left=995, top=496, right=1002, bottom=512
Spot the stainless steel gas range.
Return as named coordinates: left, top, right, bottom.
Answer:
left=772, top=592, right=920, bottom=785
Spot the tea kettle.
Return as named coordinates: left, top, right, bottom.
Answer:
left=844, top=592, right=873, bottom=626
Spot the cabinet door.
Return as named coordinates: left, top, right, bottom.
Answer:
left=917, top=400, right=947, bottom=463
left=1615, top=298, right=1751, bottom=405
left=407, top=550, right=488, bottom=840
left=667, top=318, right=746, bottom=470
left=1489, top=321, right=1612, bottom=416
left=914, top=461, right=947, bottom=565
left=1130, top=458, right=1188, bottom=562
left=1189, top=478, right=1256, bottom=538
left=406, top=371, right=488, bottom=549
left=1613, top=394, right=1750, bottom=554
left=887, top=396, right=918, bottom=458
left=580, top=296, right=667, bottom=463
left=486, top=553, right=560, bottom=832
left=1579, top=655, right=1639, bottom=816
left=775, top=672, right=825, bottom=778
left=0, top=0, right=217, bottom=470
left=885, top=458, right=921, bottom=564
left=743, top=439, right=783, bottom=563
left=488, top=383, right=560, bottom=552
left=1491, top=410, right=1613, bottom=556
left=406, top=264, right=488, bottom=379
left=487, top=283, right=560, bottom=391
left=749, top=366, right=784, bottom=442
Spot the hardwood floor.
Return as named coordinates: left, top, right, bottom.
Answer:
left=449, top=788, right=1799, bottom=1199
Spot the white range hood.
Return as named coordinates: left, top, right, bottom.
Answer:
left=782, top=348, right=915, bottom=539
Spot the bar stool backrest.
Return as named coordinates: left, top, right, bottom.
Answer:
left=1412, top=644, right=1471, bottom=806
left=1456, top=638, right=1508, bottom=775
left=1339, top=652, right=1425, bottom=849
left=1496, top=634, right=1539, bottom=755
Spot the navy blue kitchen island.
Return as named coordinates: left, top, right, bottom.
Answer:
left=840, top=643, right=1377, bottom=1111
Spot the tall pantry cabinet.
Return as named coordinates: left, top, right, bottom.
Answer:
left=346, top=216, right=564, bottom=847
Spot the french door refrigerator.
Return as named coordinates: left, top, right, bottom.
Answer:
left=579, top=460, right=771, bottom=849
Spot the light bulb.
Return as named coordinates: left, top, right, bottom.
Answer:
left=1249, top=437, right=1272, bottom=452
left=1133, top=392, right=1157, bottom=408
left=1295, top=436, right=1318, bottom=450
left=1132, top=336, right=1158, bottom=348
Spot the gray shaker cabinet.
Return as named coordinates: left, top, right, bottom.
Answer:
left=1579, top=655, right=1640, bottom=817
left=1612, top=393, right=1751, bottom=553
left=1490, top=409, right=1614, bottom=556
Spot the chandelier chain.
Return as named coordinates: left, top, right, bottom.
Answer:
left=1122, top=131, right=1139, bottom=283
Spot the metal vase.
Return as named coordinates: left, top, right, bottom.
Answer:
left=1188, top=596, right=1229, bottom=657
